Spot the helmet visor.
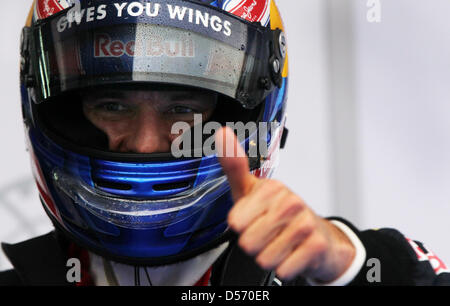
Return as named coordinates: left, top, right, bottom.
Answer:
left=29, top=0, right=278, bottom=108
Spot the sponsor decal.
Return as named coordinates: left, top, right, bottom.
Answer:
left=204, top=47, right=239, bottom=77
left=36, top=0, right=72, bottom=20
left=165, top=4, right=232, bottom=36
left=56, top=2, right=233, bottom=37
left=222, top=0, right=270, bottom=25
left=407, top=238, right=450, bottom=275
left=94, top=33, right=195, bottom=58
left=56, top=4, right=108, bottom=32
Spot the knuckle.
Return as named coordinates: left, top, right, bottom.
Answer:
left=312, top=235, right=329, bottom=255
left=227, top=207, right=246, bottom=232
left=256, top=255, right=275, bottom=271
left=285, top=194, right=305, bottom=210
left=291, top=221, right=314, bottom=241
left=227, top=214, right=239, bottom=231
left=267, top=179, right=285, bottom=191
left=238, top=236, right=258, bottom=255
left=275, top=267, right=292, bottom=281
left=256, top=179, right=284, bottom=198
left=228, top=219, right=244, bottom=234
left=302, top=213, right=319, bottom=232
left=274, top=195, right=304, bottom=221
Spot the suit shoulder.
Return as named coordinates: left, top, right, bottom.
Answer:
left=0, top=269, right=23, bottom=286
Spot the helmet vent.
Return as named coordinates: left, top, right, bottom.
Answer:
left=153, top=181, right=191, bottom=192
left=94, top=179, right=132, bottom=191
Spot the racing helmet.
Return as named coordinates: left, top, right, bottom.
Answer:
left=20, top=0, right=289, bottom=266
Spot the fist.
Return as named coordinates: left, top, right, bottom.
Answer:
left=215, top=127, right=356, bottom=283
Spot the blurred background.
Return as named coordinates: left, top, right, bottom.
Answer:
left=1, top=0, right=449, bottom=271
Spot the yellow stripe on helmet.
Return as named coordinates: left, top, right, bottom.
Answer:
left=25, top=1, right=35, bottom=27
left=270, top=0, right=288, bottom=78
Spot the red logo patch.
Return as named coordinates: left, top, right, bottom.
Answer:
left=407, top=238, right=450, bottom=275
left=36, top=0, right=71, bottom=20
left=222, top=0, right=270, bottom=25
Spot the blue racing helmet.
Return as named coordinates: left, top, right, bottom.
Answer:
left=20, top=0, right=289, bottom=265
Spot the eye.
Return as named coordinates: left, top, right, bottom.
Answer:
left=96, top=102, right=129, bottom=112
left=167, top=106, right=197, bottom=114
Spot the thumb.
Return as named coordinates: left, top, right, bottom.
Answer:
left=215, top=127, right=256, bottom=201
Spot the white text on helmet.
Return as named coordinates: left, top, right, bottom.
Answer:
left=57, top=4, right=107, bottom=32
left=166, top=4, right=232, bottom=37
left=56, top=2, right=233, bottom=37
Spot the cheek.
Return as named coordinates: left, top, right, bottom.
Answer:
left=166, top=110, right=215, bottom=141
left=203, top=109, right=215, bottom=122
left=166, top=120, right=185, bottom=143
left=166, top=114, right=211, bottom=144
left=99, top=121, right=133, bottom=141
left=83, top=110, right=132, bottom=141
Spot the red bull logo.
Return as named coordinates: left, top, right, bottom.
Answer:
left=222, top=0, right=270, bottom=26
left=94, top=33, right=195, bottom=58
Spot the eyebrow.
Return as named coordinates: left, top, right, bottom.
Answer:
left=83, top=91, right=126, bottom=100
left=168, top=92, right=197, bottom=102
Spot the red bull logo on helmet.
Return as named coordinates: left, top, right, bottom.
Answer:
left=222, top=0, right=270, bottom=26
left=94, top=33, right=195, bottom=58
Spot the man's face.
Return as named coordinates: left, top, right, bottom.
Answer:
left=82, top=88, right=217, bottom=153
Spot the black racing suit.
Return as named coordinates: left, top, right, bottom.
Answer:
left=0, top=218, right=449, bottom=286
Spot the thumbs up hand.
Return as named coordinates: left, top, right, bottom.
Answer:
left=215, top=127, right=356, bottom=283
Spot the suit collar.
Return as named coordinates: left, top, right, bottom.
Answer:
left=2, top=231, right=275, bottom=286
left=1, top=231, right=71, bottom=286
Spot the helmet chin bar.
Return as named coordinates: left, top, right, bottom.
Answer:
left=42, top=197, right=236, bottom=267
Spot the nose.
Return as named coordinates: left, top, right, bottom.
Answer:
left=121, top=110, right=171, bottom=154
